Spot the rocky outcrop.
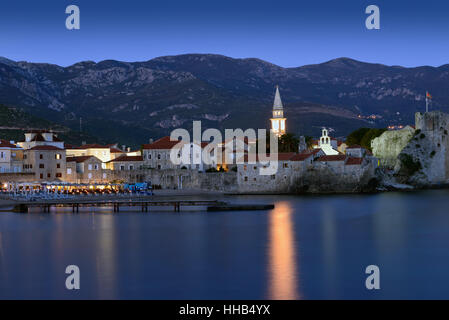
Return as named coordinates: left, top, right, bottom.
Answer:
left=371, top=125, right=415, bottom=168
left=396, top=111, right=449, bottom=185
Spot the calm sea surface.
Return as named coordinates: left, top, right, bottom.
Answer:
left=1, top=190, right=449, bottom=299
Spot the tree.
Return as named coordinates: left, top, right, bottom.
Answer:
left=346, top=127, right=386, bottom=151
left=305, top=136, right=314, bottom=149
left=346, top=128, right=371, bottom=146
left=278, top=133, right=299, bottom=153
left=360, top=128, right=386, bottom=150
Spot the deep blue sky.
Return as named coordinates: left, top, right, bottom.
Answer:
left=0, top=0, right=448, bottom=67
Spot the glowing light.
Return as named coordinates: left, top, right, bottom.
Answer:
left=268, top=202, right=300, bottom=300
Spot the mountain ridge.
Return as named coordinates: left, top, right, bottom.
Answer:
left=1, top=54, right=448, bottom=146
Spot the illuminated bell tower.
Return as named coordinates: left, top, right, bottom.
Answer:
left=270, top=85, right=286, bottom=137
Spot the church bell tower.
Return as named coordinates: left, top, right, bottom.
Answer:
left=270, top=85, right=286, bottom=137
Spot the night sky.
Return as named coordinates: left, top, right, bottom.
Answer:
left=0, top=0, right=448, bottom=67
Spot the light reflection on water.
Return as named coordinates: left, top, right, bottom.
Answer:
left=268, top=201, right=300, bottom=299
left=1, top=190, right=449, bottom=299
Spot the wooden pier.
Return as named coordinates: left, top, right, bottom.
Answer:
left=13, top=199, right=227, bottom=213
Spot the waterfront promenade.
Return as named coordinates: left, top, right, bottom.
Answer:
left=0, top=189, right=273, bottom=213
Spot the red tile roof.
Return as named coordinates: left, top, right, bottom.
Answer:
left=25, top=130, right=53, bottom=134
left=31, top=134, right=46, bottom=142
left=108, top=155, right=143, bottom=162
left=110, top=147, right=124, bottom=153
left=237, top=152, right=295, bottom=163
left=142, top=136, right=180, bottom=150
left=345, top=157, right=364, bottom=165
left=0, top=139, right=19, bottom=148
left=346, top=145, right=362, bottom=149
left=311, top=148, right=323, bottom=155
left=277, top=152, right=295, bottom=161
left=29, top=145, right=64, bottom=151
left=66, top=156, right=94, bottom=163
left=317, top=155, right=346, bottom=162
left=75, top=144, right=111, bottom=149
left=290, top=152, right=314, bottom=161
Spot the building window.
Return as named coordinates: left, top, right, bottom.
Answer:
left=55, top=154, right=61, bottom=160
left=24, top=154, right=27, bottom=160
left=47, top=173, right=51, bottom=178
left=39, top=164, right=44, bottom=169
left=67, top=168, right=72, bottom=175
left=56, top=173, right=62, bottom=178
left=120, top=165, right=125, bottom=171
left=157, top=165, right=161, bottom=169
left=283, top=163, right=288, bottom=168
left=40, top=173, right=43, bottom=179
left=148, top=154, right=152, bottom=160
left=271, top=175, right=275, bottom=180
left=244, top=176, right=248, bottom=182
left=39, top=154, right=43, bottom=159
left=129, top=165, right=134, bottom=170
left=158, top=154, right=161, bottom=160
left=88, top=164, right=92, bottom=170
left=88, top=173, right=92, bottom=179
left=94, top=164, right=98, bottom=170
left=102, top=173, right=106, bottom=179
left=56, top=163, right=60, bottom=169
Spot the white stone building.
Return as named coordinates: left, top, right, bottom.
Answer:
left=0, top=139, right=23, bottom=173
left=316, top=128, right=339, bottom=155
left=18, top=130, right=64, bottom=150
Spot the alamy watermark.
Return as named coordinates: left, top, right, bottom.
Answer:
left=64, top=5, right=380, bottom=31
left=65, top=265, right=80, bottom=290
left=168, top=121, right=279, bottom=175
left=365, top=265, right=380, bottom=290
left=66, top=5, right=80, bottom=30
left=365, top=5, right=380, bottom=30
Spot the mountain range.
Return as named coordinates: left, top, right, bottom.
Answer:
left=1, top=54, right=448, bottom=146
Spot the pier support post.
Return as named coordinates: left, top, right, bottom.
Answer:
left=14, top=204, right=29, bottom=213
